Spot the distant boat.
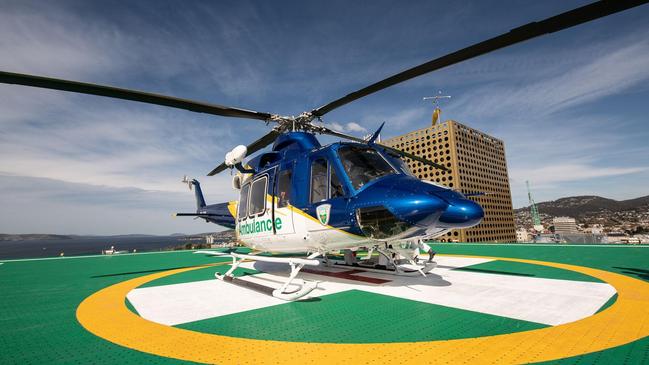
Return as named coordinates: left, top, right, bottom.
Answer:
left=102, top=245, right=127, bottom=255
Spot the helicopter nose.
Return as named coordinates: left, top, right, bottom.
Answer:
left=388, top=193, right=448, bottom=227
left=352, top=175, right=483, bottom=239
left=438, top=198, right=484, bottom=228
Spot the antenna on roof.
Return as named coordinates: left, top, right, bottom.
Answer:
left=423, top=91, right=451, bottom=126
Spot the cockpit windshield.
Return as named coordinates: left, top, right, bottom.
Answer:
left=382, top=149, right=415, bottom=177
left=337, top=145, right=396, bottom=190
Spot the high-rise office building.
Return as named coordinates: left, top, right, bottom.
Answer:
left=383, top=119, right=517, bottom=242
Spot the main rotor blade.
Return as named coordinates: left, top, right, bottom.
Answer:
left=311, top=0, right=648, bottom=117
left=207, top=129, right=281, bottom=176
left=0, top=71, right=273, bottom=121
left=321, top=127, right=449, bottom=171
left=378, top=144, right=450, bottom=172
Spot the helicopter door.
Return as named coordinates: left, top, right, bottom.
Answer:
left=274, top=164, right=295, bottom=235
left=237, top=174, right=276, bottom=243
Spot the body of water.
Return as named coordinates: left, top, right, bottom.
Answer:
left=0, top=235, right=206, bottom=259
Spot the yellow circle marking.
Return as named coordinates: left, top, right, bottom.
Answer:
left=77, top=255, right=649, bottom=364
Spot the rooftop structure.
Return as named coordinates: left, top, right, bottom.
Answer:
left=2, top=244, right=648, bottom=364
left=516, top=228, right=530, bottom=243
left=553, top=216, right=579, bottom=234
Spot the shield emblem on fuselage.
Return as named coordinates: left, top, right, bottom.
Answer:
left=316, top=204, right=331, bottom=225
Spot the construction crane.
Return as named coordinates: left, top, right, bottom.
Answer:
left=526, top=181, right=544, bottom=232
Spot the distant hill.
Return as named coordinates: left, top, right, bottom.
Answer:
left=0, top=234, right=74, bottom=241
left=515, top=195, right=649, bottom=229
left=0, top=231, right=236, bottom=242
left=515, top=195, right=649, bottom=218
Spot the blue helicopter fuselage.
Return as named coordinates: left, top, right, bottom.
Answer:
left=192, top=131, right=483, bottom=251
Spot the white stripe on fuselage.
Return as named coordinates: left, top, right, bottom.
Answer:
left=236, top=196, right=368, bottom=253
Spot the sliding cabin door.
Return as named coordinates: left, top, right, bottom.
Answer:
left=236, top=172, right=275, bottom=241
left=306, top=154, right=350, bottom=242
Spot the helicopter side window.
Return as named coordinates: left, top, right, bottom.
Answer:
left=277, top=170, right=292, bottom=208
left=330, top=166, right=344, bottom=198
left=238, top=183, right=250, bottom=219
left=337, top=145, right=396, bottom=190
left=310, top=158, right=327, bottom=203
left=249, top=176, right=268, bottom=216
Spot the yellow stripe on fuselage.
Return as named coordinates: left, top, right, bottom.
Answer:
left=227, top=194, right=364, bottom=239
left=266, top=194, right=364, bottom=239
left=227, top=201, right=237, bottom=218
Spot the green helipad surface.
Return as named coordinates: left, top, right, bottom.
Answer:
left=1, top=244, right=648, bottom=364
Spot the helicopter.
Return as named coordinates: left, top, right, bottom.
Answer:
left=0, top=0, right=645, bottom=300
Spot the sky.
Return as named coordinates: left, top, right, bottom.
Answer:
left=0, top=0, right=648, bottom=235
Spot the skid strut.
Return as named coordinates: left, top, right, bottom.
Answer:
left=213, top=251, right=321, bottom=301
left=329, top=243, right=437, bottom=276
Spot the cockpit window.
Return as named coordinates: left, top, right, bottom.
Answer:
left=337, top=145, right=396, bottom=190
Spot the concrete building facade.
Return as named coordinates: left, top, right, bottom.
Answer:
left=553, top=216, right=578, bottom=234
left=516, top=228, right=530, bottom=243
left=383, top=120, right=517, bottom=242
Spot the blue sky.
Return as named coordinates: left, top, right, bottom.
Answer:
left=1, top=0, right=648, bottom=234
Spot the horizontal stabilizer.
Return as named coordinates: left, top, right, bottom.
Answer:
left=174, top=213, right=227, bottom=217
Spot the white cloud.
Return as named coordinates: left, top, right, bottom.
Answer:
left=328, top=122, right=345, bottom=132
left=360, top=106, right=431, bottom=134
left=0, top=98, right=236, bottom=192
left=345, top=122, right=367, bottom=133
left=0, top=7, right=122, bottom=78
left=0, top=173, right=229, bottom=235
left=451, top=36, right=649, bottom=121
left=510, top=162, right=646, bottom=187
left=324, top=121, right=368, bottom=135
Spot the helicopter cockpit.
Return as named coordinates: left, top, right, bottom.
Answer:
left=337, top=145, right=396, bottom=190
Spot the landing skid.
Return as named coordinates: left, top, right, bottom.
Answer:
left=215, top=271, right=318, bottom=301
left=196, top=250, right=321, bottom=301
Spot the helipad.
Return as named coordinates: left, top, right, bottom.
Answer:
left=2, top=243, right=649, bottom=364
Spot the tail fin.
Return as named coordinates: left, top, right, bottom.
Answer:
left=182, top=176, right=206, bottom=209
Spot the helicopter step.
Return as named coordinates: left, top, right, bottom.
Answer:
left=195, top=250, right=321, bottom=301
